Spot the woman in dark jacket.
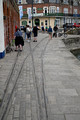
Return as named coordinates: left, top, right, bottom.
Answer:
left=33, top=25, right=39, bottom=42
left=14, top=28, right=24, bottom=51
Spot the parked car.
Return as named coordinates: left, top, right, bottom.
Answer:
left=73, top=23, right=80, bottom=28
left=63, top=23, right=73, bottom=29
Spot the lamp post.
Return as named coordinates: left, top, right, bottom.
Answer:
left=32, top=0, right=33, bottom=28
left=70, top=0, right=73, bottom=24
left=78, top=0, right=80, bottom=23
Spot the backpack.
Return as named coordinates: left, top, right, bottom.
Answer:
left=26, top=27, right=30, bottom=34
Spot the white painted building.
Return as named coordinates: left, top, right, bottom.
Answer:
left=0, top=0, right=5, bottom=58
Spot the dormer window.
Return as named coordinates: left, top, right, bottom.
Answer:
left=19, top=0, right=21, bottom=4
left=63, top=0, right=68, bottom=4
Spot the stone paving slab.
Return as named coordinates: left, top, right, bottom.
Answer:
left=65, top=114, right=80, bottom=120
left=0, top=34, right=80, bottom=120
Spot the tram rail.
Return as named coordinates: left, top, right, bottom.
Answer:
left=0, top=35, right=49, bottom=120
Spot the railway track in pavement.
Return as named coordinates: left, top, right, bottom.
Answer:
left=0, top=33, right=50, bottom=120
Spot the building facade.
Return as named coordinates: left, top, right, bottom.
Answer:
left=17, top=0, right=80, bottom=28
left=0, top=0, right=20, bottom=58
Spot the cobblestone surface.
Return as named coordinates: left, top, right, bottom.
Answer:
left=0, top=34, right=80, bottom=120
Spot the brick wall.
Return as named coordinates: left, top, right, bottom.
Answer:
left=3, top=0, right=20, bottom=48
left=22, top=3, right=80, bottom=15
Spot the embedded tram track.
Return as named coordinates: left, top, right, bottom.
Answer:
left=29, top=37, right=50, bottom=120
left=0, top=35, right=49, bottom=120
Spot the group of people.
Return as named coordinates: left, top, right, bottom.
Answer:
left=47, top=25, right=58, bottom=39
left=23, top=25, right=39, bottom=42
left=14, top=24, right=58, bottom=51
left=14, top=25, right=39, bottom=51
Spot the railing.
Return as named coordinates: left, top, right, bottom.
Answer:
left=43, top=13, right=80, bottom=17
left=43, top=13, right=73, bottom=17
left=22, top=13, right=80, bottom=18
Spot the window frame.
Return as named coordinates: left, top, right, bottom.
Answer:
left=49, top=6, right=56, bottom=13
left=19, top=0, right=22, bottom=4
left=43, top=7, right=48, bottom=14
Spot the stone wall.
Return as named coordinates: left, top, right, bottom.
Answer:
left=62, top=36, right=80, bottom=50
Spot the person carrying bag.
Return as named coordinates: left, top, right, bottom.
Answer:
left=14, top=28, right=24, bottom=51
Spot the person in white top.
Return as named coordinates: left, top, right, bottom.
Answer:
left=26, top=25, right=32, bottom=42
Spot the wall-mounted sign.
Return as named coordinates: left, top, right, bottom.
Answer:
left=23, top=9, right=27, bottom=11
left=33, top=13, right=43, bottom=17
left=37, top=8, right=43, bottom=11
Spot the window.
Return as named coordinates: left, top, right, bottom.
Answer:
left=33, top=7, right=36, bottom=14
left=27, top=8, right=32, bottom=19
left=74, top=9, right=77, bottom=14
left=43, top=7, right=48, bottom=14
left=55, top=19, right=60, bottom=27
left=29, top=21, right=31, bottom=23
left=57, top=7, right=59, bottom=13
left=56, top=0, right=59, bottom=3
left=49, top=0, right=56, bottom=3
left=19, top=0, right=21, bottom=4
left=44, top=8, right=47, bottom=14
left=35, top=0, right=38, bottom=3
left=64, top=8, right=68, bottom=13
left=41, top=22, right=43, bottom=26
left=22, top=21, right=27, bottom=26
left=63, top=0, right=68, bottom=4
left=73, top=0, right=78, bottom=6
left=49, top=6, right=56, bottom=13
left=27, top=8, right=31, bottom=14
left=45, top=20, right=47, bottom=25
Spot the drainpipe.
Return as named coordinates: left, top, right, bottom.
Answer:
left=0, top=0, right=5, bottom=58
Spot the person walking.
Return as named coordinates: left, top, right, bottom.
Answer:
left=23, top=26, right=27, bottom=40
left=26, top=25, right=31, bottom=42
left=14, top=28, right=24, bottom=51
left=48, top=26, right=53, bottom=39
left=45, top=26, right=48, bottom=32
left=33, top=25, right=39, bottom=42
left=63, top=23, right=67, bottom=37
left=41, top=25, right=44, bottom=33
left=53, top=25, right=58, bottom=37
